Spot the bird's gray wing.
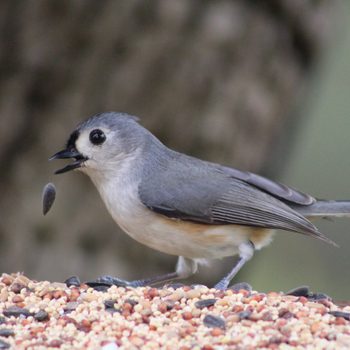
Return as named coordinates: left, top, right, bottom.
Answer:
left=138, top=155, right=330, bottom=243
left=215, top=165, right=315, bottom=205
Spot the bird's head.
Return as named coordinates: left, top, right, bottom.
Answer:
left=50, top=112, right=144, bottom=176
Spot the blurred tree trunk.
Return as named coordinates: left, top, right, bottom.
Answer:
left=0, top=0, right=338, bottom=284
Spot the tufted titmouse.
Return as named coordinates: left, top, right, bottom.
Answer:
left=50, top=112, right=350, bottom=289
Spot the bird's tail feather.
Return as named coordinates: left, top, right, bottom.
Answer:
left=292, top=200, right=350, bottom=218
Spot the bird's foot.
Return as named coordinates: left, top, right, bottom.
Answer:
left=86, top=275, right=146, bottom=288
left=213, top=279, right=229, bottom=290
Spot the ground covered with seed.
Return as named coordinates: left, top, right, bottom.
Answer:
left=0, top=274, right=349, bottom=349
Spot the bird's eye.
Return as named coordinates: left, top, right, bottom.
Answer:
left=89, top=129, right=106, bottom=145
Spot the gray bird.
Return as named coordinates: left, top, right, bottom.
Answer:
left=50, top=112, right=350, bottom=289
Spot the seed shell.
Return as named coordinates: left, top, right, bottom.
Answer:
left=42, top=182, right=56, bottom=215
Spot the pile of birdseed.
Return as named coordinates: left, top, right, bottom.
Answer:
left=0, top=273, right=349, bottom=349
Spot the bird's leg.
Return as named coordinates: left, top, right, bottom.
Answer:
left=88, top=256, right=197, bottom=288
left=214, top=241, right=255, bottom=290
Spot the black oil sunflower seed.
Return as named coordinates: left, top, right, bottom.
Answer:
left=104, top=299, right=120, bottom=313
left=34, top=310, right=49, bottom=321
left=229, top=282, right=252, bottom=292
left=104, top=299, right=116, bottom=309
left=308, top=292, right=331, bottom=301
left=42, top=182, right=56, bottom=215
left=3, top=306, right=32, bottom=318
left=195, top=299, right=217, bottom=309
left=0, top=329, right=14, bottom=337
left=203, top=314, right=226, bottom=329
left=329, top=311, right=350, bottom=321
left=286, top=285, right=310, bottom=297
left=238, top=310, right=252, bottom=320
left=64, top=276, right=81, bottom=287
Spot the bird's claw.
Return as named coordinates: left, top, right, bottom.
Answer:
left=97, top=275, right=132, bottom=287
left=86, top=275, right=132, bottom=288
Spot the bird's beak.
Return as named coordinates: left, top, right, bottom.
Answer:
left=49, top=148, right=88, bottom=174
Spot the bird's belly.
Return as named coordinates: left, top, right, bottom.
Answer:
left=116, top=210, right=274, bottom=259
left=97, top=180, right=274, bottom=259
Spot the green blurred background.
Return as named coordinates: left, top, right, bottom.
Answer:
left=247, top=9, right=350, bottom=299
